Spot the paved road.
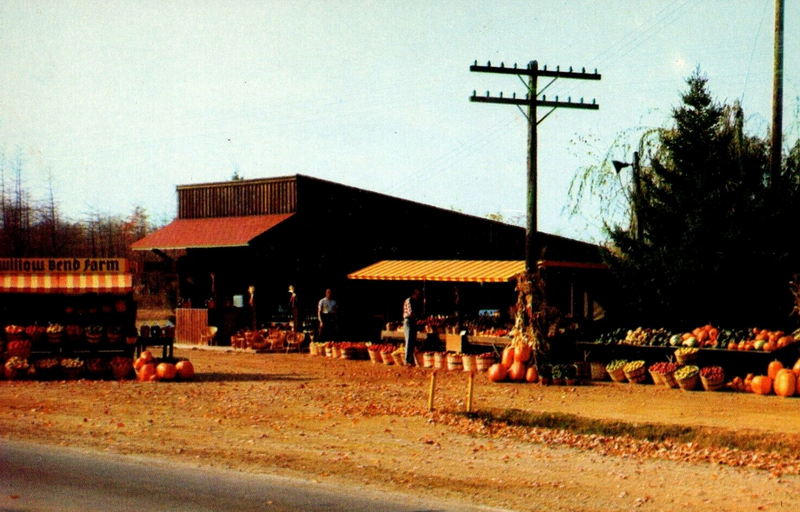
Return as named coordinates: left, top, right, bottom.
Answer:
left=0, top=440, right=501, bottom=512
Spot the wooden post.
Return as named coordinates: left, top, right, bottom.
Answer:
left=427, top=371, right=437, bottom=411
left=770, top=0, right=785, bottom=183
left=466, top=371, right=475, bottom=413
left=526, top=60, right=539, bottom=272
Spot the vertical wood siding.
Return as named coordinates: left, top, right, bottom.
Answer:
left=178, top=178, right=297, bottom=218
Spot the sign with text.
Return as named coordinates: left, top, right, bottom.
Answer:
left=0, top=258, right=130, bottom=274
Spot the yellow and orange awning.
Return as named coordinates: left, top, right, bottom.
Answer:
left=347, top=260, right=526, bottom=283
left=347, top=259, right=608, bottom=283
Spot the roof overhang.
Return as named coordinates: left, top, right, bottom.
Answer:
left=131, top=214, right=294, bottom=251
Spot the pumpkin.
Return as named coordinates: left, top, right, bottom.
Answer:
left=792, top=358, right=800, bottom=376
left=501, top=346, right=515, bottom=369
left=156, top=362, right=177, bottom=380
left=507, top=361, right=526, bottom=382
left=767, top=360, right=784, bottom=380
left=727, top=341, right=737, bottom=351
left=133, top=357, right=147, bottom=372
left=525, top=365, right=539, bottom=383
left=774, top=369, right=796, bottom=397
left=744, top=373, right=755, bottom=393
left=139, top=350, right=154, bottom=364
left=750, top=375, right=772, bottom=395
left=175, top=360, right=195, bottom=379
left=487, top=363, right=507, bottom=382
left=514, top=344, right=532, bottom=364
left=137, top=363, right=157, bottom=382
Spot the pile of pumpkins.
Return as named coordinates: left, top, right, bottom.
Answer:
left=133, top=350, right=194, bottom=382
left=728, top=359, right=800, bottom=397
left=486, top=344, right=539, bottom=383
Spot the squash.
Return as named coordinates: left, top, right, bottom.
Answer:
left=774, top=369, right=796, bottom=397
left=525, top=365, right=539, bottom=383
left=750, top=375, right=773, bottom=395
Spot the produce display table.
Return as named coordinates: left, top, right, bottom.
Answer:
left=136, top=336, right=174, bottom=360
left=577, top=341, right=800, bottom=376
left=380, top=330, right=433, bottom=343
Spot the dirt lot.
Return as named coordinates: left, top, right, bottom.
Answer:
left=2, top=348, right=800, bottom=512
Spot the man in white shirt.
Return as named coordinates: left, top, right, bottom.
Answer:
left=317, top=288, right=338, bottom=341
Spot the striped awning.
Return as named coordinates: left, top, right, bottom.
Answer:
left=347, top=260, right=526, bottom=283
left=0, top=273, right=133, bottom=294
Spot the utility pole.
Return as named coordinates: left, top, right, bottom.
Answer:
left=470, top=60, right=600, bottom=271
left=770, top=0, right=785, bottom=183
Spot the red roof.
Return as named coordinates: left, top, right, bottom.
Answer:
left=131, top=214, right=293, bottom=250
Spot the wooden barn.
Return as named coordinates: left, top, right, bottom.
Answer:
left=132, top=174, right=604, bottom=342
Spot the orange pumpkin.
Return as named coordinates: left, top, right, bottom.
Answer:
left=487, top=363, right=507, bottom=382
left=792, top=358, right=800, bottom=376
left=156, top=362, right=177, bottom=380
left=175, top=360, right=195, bottom=379
left=767, top=360, right=784, bottom=380
left=525, top=365, right=539, bottom=383
left=507, top=361, right=526, bottom=382
left=137, top=363, right=157, bottom=382
left=133, top=357, right=147, bottom=372
left=727, top=341, right=738, bottom=351
left=514, top=344, right=532, bottom=364
left=501, top=346, right=515, bottom=369
left=774, top=369, right=796, bottom=397
left=139, top=350, right=154, bottom=364
left=751, top=375, right=773, bottom=395
left=744, top=373, right=755, bottom=392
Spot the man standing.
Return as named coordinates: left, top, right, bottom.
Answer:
left=317, top=288, right=338, bottom=341
left=403, top=289, right=423, bottom=366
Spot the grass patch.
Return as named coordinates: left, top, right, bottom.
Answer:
left=463, top=408, right=800, bottom=455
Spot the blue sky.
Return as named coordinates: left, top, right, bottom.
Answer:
left=1, top=1, right=797, bottom=243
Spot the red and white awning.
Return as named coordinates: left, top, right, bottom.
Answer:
left=0, top=273, right=133, bottom=294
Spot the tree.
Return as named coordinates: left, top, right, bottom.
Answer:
left=589, top=72, right=799, bottom=326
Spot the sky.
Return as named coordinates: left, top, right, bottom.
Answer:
left=1, top=1, right=798, bottom=243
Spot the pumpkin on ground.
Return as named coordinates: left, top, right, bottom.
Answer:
left=139, top=350, right=154, bottom=364
left=175, top=360, right=195, bottom=379
left=156, top=362, right=177, bottom=380
left=767, top=360, right=784, bottom=380
left=792, top=358, right=800, bottom=376
left=487, top=363, right=507, bottom=382
left=525, top=365, right=539, bottom=383
left=137, top=363, right=157, bottom=382
left=751, top=375, right=773, bottom=395
left=507, top=361, right=526, bottom=382
left=774, top=369, right=796, bottom=397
